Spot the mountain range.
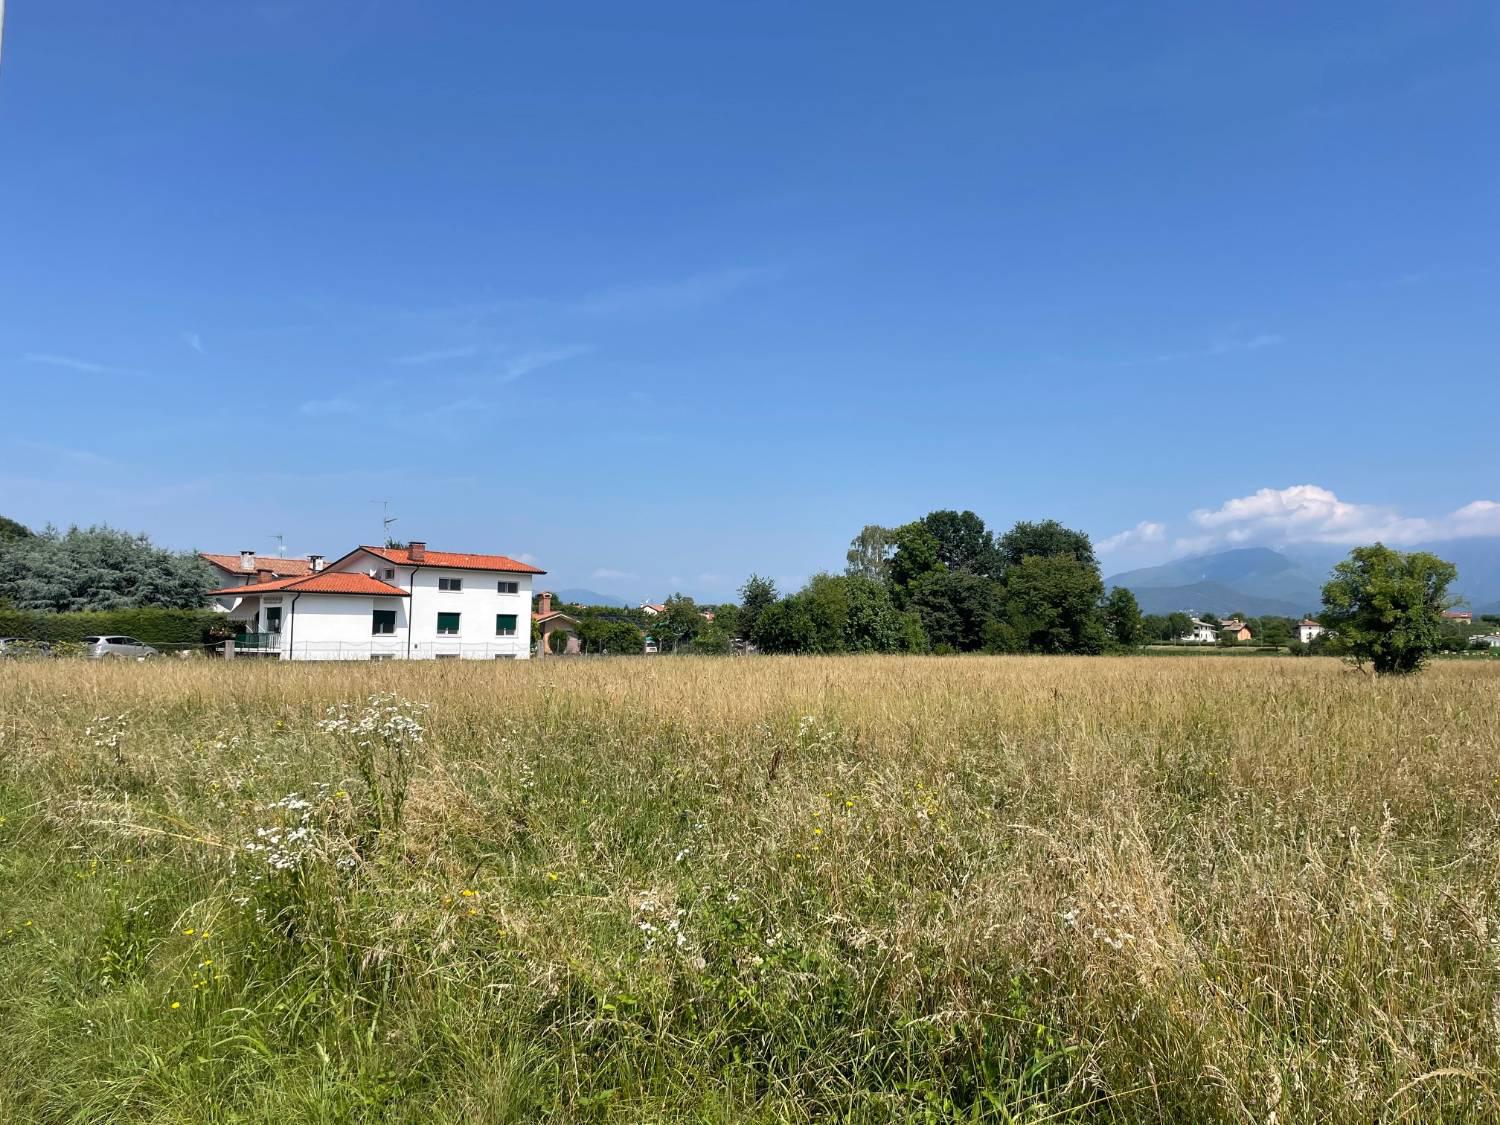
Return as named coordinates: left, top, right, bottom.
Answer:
left=1106, top=540, right=1500, bottom=619
left=553, top=588, right=635, bottom=608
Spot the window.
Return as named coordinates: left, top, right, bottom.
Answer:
left=436, top=612, right=461, bottom=635
left=495, top=613, right=518, bottom=636
left=497, top=580, right=519, bottom=594
left=382, top=568, right=395, bottom=580
left=435, top=653, right=459, bottom=661
left=266, top=607, right=282, bottom=633
left=372, top=609, right=396, bottom=635
left=370, top=653, right=395, bottom=662
left=494, top=654, right=516, bottom=660
left=438, top=576, right=462, bottom=591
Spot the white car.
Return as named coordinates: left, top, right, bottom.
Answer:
left=84, top=635, right=160, bottom=660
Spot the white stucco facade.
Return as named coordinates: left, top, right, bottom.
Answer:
left=217, top=544, right=541, bottom=661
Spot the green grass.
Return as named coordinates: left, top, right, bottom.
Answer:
left=2, top=656, right=1499, bottom=1122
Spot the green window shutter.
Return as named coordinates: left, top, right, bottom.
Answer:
left=496, top=614, right=517, bottom=636
left=437, top=612, right=461, bottom=635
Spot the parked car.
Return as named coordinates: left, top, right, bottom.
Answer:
left=83, top=636, right=160, bottom=660
left=0, top=637, right=53, bottom=658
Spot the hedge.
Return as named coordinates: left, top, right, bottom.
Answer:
left=0, top=608, right=233, bottom=648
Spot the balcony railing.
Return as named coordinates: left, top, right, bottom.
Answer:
left=234, top=632, right=282, bottom=651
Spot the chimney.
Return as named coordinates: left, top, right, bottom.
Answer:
left=538, top=591, right=552, bottom=615
left=309, top=554, right=325, bottom=572
left=408, top=540, right=426, bottom=562
left=239, top=550, right=256, bottom=571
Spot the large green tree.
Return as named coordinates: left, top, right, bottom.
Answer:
left=0, top=524, right=216, bottom=612
left=995, top=519, right=1096, bottom=571
left=887, top=523, right=944, bottom=595
left=1102, top=586, right=1143, bottom=647
left=918, top=510, right=999, bottom=577
left=1320, top=544, right=1458, bottom=675
left=906, top=569, right=999, bottom=652
left=738, top=575, right=778, bottom=641
left=996, top=554, right=1108, bottom=655
left=844, top=525, right=895, bottom=582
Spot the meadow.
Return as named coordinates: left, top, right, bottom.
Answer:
left=2, top=655, right=1499, bottom=1123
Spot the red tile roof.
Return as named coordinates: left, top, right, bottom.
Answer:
left=208, top=572, right=410, bottom=597
left=357, top=545, right=546, bottom=574
left=200, top=553, right=313, bottom=577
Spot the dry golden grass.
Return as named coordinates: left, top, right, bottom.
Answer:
left=2, top=655, right=1499, bottom=1122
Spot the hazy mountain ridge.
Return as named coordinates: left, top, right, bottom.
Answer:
left=1108, top=540, right=1500, bottom=618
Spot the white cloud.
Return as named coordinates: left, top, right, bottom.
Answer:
left=592, top=567, right=638, bottom=581
left=22, top=352, right=126, bottom=375
left=298, top=398, right=359, bottom=417
left=498, top=345, right=591, bottom=383
left=1185, top=484, right=1500, bottom=548
left=183, top=332, right=205, bottom=354
left=1097, top=520, right=1166, bottom=554
left=578, top=266, right=775, bottom=317
left=392, top=345, right=478, bottom=365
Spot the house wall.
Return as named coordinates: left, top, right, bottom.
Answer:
left=332, top=549, right=534, bottom=659
left=283, top=594, right=407, bottom=661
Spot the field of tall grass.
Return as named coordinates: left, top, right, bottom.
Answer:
left=2, top=655, right=1499, bottom=1122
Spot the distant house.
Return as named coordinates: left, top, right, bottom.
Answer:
left=1472, top=633, right=1500, bottom=649
left=201, top=551, right=321, bottom=610
left=206, top=540, right=544, bottom=660
left=533, top=592, right=580, bottom=657
left=1182, top=619, right=1220, bottom=644
left=639, top=603, right=666, bottom=616
left=1297, top=618, right=1326, bottom=644
left=1219, top=620, right=1253, bottom=643
left=1442, top=610, right=1473, bottom=625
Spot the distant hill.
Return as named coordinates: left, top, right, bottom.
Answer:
left=1120, top=581, right=1312, bottom=619
left=1108, top=540, right=1500, bottom=619
left=553, top=588, right=634, bottom=608
left=1106, top=548, right=1324, bottom=616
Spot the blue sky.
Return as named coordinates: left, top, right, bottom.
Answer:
left=2, top=2, right=1496, bottom=600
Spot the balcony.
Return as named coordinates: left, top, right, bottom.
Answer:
left=233, top=632, right=282, bottom=653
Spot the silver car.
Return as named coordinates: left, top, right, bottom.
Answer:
left=84, top=635, right=160, bottom=660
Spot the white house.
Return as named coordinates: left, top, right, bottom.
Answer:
left=1297, top=618, right=1326, bottom=644
left=1181, top=618, right=1220, bottom=644
left=1472, top=633, right=1500, bottom=649
left=200, top=551, right=321, bottom=611
left=207, top=541, right=545, bottom=660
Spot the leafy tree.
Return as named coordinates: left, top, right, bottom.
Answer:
left=998, top=555, right=1108, bottom=655
left=995, top=520, right=1096, bottom=571
left=1166, top=611, right=1193, bottom=640
left=738, top=575, right=778, bottom=642
left=1199, top=612, right=1221, bottom=627
left=888, top=523, right=944, bottom=595
left=918, top=510, right=999, bottom=576
left=898, top=610, right=928, bottom=653
left=1320, top=544, right=1458, bottom=675
left=691, top=625, right=733, bottom=655
left=841, top=575, right=905, bottom=652
left=0, top=515, right=33, bottom=541
left=845, top=525, right=895, bottom=582
left=710, top=602, right=742, bottom=639
left=654, top=593, right=705, bottom=653
left=906, top=569, right=999, bottom=652
left=548, top=628, right=572, bottom=655
left=1102, top=586, right=1143, bottom=647
left=0, top=524, right=217, bottom=612
left=577, top=618, right=644, bottom=655
left=752, top=596, right=817, bottom=654
left=1258, top=617, right=1293, bottom=647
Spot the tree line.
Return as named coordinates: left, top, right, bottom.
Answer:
left=0, top=519, right=216, bottom=612
left=731, top=512, right=1143, bottom=656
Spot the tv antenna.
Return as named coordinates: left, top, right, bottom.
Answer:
left=269, top=532, right=286, bottom=557
left=372, top=499, right=398, bottom=542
